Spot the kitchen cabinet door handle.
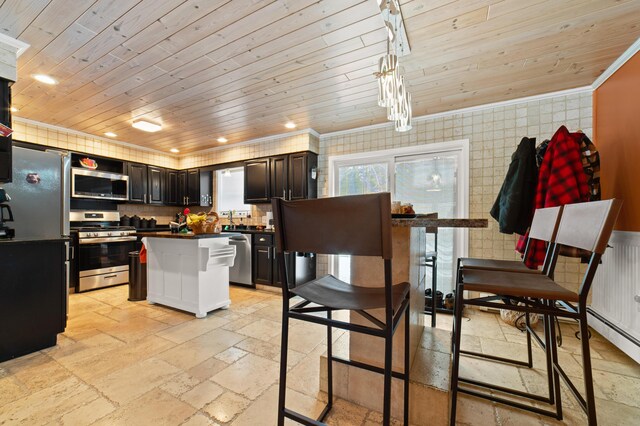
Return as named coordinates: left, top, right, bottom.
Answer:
left=104, top=274, right=118, bottom=279
left=267, top=248, right=270, bottom=260
left=289, top=189, right=292, bottom=199
left=283, top=189, right=286, bottom=199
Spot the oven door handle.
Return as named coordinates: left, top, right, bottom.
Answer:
left=79, top=236, right=137, bottom=244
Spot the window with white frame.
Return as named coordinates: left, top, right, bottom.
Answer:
left=216, top=167, right=251, bottom=215
left=329, top=141, right=469, bottom=292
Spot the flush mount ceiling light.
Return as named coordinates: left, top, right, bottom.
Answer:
left=104, top=132, right=117, bottom=138
left=132, top=120, right=162, bottom=132
left=374, top=0, right=412, bottom=132
left=32, top=74, right=58, bottom=85
left=217, top=137, right=228, bottom=143
left=284, top=122, right=296, bottom=129
left=10, top=106, right=19, bottom=112
left=170, top=148, right=180, bottom=153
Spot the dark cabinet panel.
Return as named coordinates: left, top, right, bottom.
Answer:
left=147, top=166, right=164, bottom=205
left=165, top=170, right=179, bottom=205
left=253, top=245, right=272, bottom=285
left=0, top=240, right=66, bottom=362
left=270, top=156, right=288, bottom=200
left=177, top=171, right=187, bottom=205
left=186, top=169, right=200, bottom=206
left=0, top=79, right=12, bottom=183
left=244, top=159, right=270, bottom=203
left=127, top=163, right=148, bottom=203
left=289, top=153, right=317, bottom=201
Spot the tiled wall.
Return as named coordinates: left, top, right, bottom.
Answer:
left=179, top=132, right=316, bottom=169
left=12, top=119, right=179, bottom=169
left=12, top=119, right=318, bottom=225
left=316, top=90, right=594, bottom=294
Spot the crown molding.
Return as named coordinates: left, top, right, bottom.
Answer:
left=185, top=128, right=319, bottom=155
left=12, top=117, right=179, bottom=158
left=320, top=85, right=593, bottom=139
left=0, top=33, right=30, bottom=57
left=592, top=36, right=640, bottom=90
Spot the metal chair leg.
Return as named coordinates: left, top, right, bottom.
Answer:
left=542, top=310, right=555, bottom=404
left=449, top=287, right=464, bottom=426
left=579, top=309, right=598, bottom=425
left=326, top=310, right=333, bottom=416
left=278, top=310, right=290, bottom=426
left=404, top=301, right=410, bottom=425
left=547, top=300, right=563, bottom=420
left=383, top=326, right=393, bottom=425
left=431, top=257, right=437, bottom=327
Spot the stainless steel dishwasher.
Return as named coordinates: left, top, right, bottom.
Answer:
left=227, top=233, right=253, bottom=286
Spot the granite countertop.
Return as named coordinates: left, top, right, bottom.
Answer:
left=391, top=213, right=488, bottom=228
left=0, top=236, right=72, bottom=244
left=138, top=231, right=240, bottom=239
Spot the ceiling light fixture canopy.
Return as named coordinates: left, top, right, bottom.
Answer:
left=285, top=121, right=296, bottom=129
left=32, top=74, right=58, bottom=85
left=104, top=132, right=117, bottom=138
left=170, top=148, right=180, bottom=153
left=217, top=137, right=228, bottom=143
left=374, top=0, right=412, bottom=132
left=132, top=120, right=162, bottom=132
left=10, top=106, right=19, bottom=112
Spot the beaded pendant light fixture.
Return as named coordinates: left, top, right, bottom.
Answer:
left=374, top=0, right=412, bottom=132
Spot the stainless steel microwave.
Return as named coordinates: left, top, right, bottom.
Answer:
left=71, top=168, right=129, bottom=201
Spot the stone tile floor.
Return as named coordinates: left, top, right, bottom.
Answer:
left=0, top=285, right=638, bottom=425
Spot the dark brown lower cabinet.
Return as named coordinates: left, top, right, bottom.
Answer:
left=251, top=233, right=315, bottom=288
left=0, top=239, right=67, bottom=362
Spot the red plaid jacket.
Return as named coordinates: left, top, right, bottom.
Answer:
left=517, top=126, right=589, bottom=268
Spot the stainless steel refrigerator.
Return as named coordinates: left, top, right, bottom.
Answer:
left=2, top=146, right=71, bottom=301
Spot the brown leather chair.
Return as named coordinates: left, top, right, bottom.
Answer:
left=272, top=193, right=410, bottom=426
left=450, top=199, right=623, bottom=426
left=453, top=206, right=564, bottom=376
left=459, top=205, right=564, bottom=275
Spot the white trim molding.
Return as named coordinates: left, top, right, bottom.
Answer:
left=188, top=128, right=319, bottom=155
left=592, top=36, right=640, bottom=90
left=0, top=33, right=30, bottom=57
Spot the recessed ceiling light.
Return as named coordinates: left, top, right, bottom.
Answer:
left=217, top=137, right=228, bottom=143
left=104, top=132, right=117, bottom=138
left=285, top=122, right=296, bottom=129
left=10, top=107, right=19, bottom=112
left=170, top=148, right=180, bottom=153
left=32, top=74, right=58, bottom=85
left=132, top=120, right=162, bottom=132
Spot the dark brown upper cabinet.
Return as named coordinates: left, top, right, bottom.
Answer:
left=147, top=166, right=164, bottom=205
left=244, top=159, right=270, bottom=204
left=270, top=156, right=288, bottom=200
left=244, top=152, right=317, bottom=204
left=165, top=170, right=179, bottom=205
left=127, top=163, right=148, bottom=203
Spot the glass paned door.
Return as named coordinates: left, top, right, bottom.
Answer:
left=395, top=152, right=463, bottom=292
left=333, top=160, right=390, bottom=281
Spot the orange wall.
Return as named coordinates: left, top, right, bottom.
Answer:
left=594, top=51, right=640, bottom=232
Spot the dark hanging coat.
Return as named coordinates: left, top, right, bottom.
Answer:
left=490, top=137, right=538, bottom=235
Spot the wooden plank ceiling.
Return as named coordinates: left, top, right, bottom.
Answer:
left=2, top=0, right=640, bottom=154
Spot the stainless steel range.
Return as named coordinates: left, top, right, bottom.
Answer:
left=70, top=211, right=136, bottom=292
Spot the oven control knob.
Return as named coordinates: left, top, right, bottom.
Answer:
left=107, top=232, right=112, bottom=236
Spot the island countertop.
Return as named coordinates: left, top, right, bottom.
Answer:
left=138, top=231, right=240, bottom=239
left=391, top=213, right=488, bottom=228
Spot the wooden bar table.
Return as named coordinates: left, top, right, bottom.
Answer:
left=327, top=216, right=487, bottom=423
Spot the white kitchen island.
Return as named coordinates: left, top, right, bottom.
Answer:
left=140, top=232, right=238, bottom=318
